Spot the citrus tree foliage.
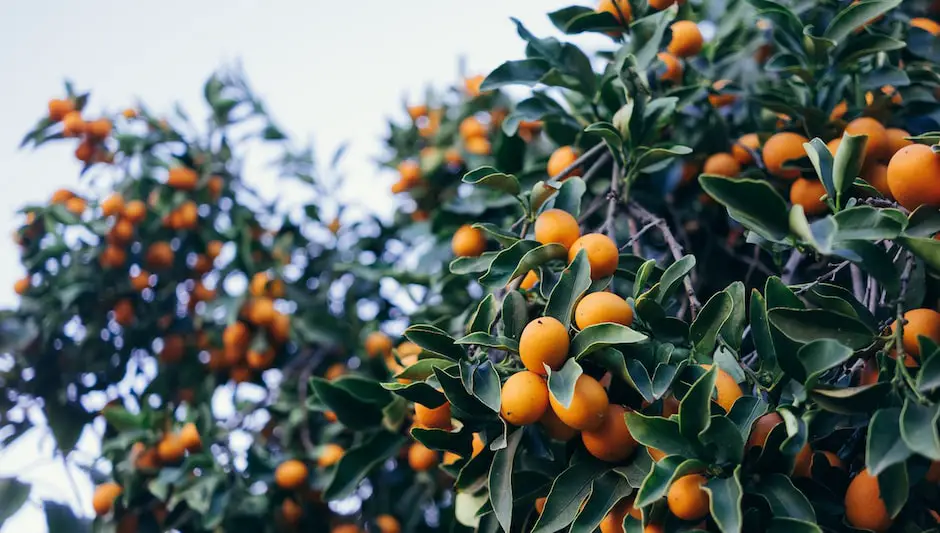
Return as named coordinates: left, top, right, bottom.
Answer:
left=4, top=1, right=940, bottom=533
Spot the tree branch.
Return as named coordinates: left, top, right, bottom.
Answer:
left=793, top=261, right=850, bottom=295
left=850, top=265, right=865, bottom=302
left=627, top=201, right=700, bottom=318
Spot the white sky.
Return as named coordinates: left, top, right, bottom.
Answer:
left=0, top=0, right=579, bottom=530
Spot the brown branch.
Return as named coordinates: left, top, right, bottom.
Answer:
left=622, top=217, right=655, bottom=253
left=793, top=260, right=850, bottom=295
left=850, top=265, right=865, bottom=302
left=627, top=201, right=701, bottom=318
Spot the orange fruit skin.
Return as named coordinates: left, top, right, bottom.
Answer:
left=845, top=468, right=893, bottom=532
left=520, top=270, right=539, bottom=290
left=375, top=514, right=401, bottom=533
left=549, top=374, right=609, bottom=431
left=276, top=459, right=309, bottom=489
left=859, top=358, right=880, bottom=386
left=708, top=80, right=737, bottom=108
left=790, top=178, right=828, bottom=216
left=459, top=116, right=487, bottom=139
left=667, top=21, right=703, bottom=58
left=568, top=233, right=619, bottom=280
left=332, top=525, right=362, bottom=533
left=157, top=433, right=185, bottom=463
left=318, top=443, right=345, bottom=468
left=519, top=317, right=570, bottom=375
left=862, top=163, right=892, bottom=199
left=282, top=498, right=303, bottom=524
left=48, top=99, right=74, bottom=121
left=113, top=299, right=134, bottom=326
left=649, top=0, right=677, bottom=9
left=830, top=100, right=848, bottom=122
left=648, top=447, right=667, bottom=462
left=539, top=407, right=579, bottom=441
left=926, top=461, right=940, bottom=482
left=398, top=160, right=421, bottom=185
left=123, top=200, right=147, bottom=224
left=408, top=442, right=439, bottom=471
left=101, top=194, right=124, bottom=217
left=548, top=146, right=583, bottom=180
left=500, top=371, right=549, bottom=425
left=793, top=444, right=813, bottom=477
left=703, top=152, right=741, bottom=177
left=465, top=75, right=486, bottom=97
left=415, top=401, right=452, bottom=430
left=63, top=111, right=85, bottom=136
left=535, top=209, right=581, bottom=251
left=845, top=117, right=889, bottom=162
left=819, top=450, right=844, bottom=470
left=582, top=404, right=638, bottom=462
left=597, top=0, right=632, bottom=24
left=746, top=412, right=782, bottom=450
left=452, top=224, right=487, bottom=257
left=700, top=364, right=743, bottom=412
left=65, top=197, right=87, bottom=216
left=891, top=308, right=940, bottom=359
left=912, top=17, right=940, bottom=34
left=13, top=277, right=30, bottom=296
left=92, top=483, right=123, bottom=516
left=886, top=128, right=913, bottom=157
left=732, top=134, right=760, bottom=165
left=656, top=52, right=683, bottom=83
left=887, top=144, right=940, bottom=210
left=535, top=496, right=547, bottom=515
left=180, top=422, right=202, bottom=452
left=365, top=332, right=393, bottom=358
left=87, top=119, right=112, bottom=139
left=599, top=497, right=630, bottom=533
left=575, top=292, right=633, bottom=329
left=763, top=132, right=809, bottom=179
left=667, top=474, right=710, bottom=521
left=246, top=348, right=276, bottom=370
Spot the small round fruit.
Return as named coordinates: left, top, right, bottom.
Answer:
left=845, top=468, right=893, bottom=532
left=415, top=401, right=452, bottom=430
left=549, top=374, right=609, bottom=431
left=365, top=331, right=393, bottom=358
left=887, top=144, right=940, bottom=210
left=568, top=233, right=619, bottom=280
left=746, top=412, right=782, bottom=450
left=547, top=146, right=583, bottom=179
left=519, top=317, right=570, bottom=375
left=180, top=422, right=201, bottom=452
left=790, top=178, right=828, bottom=215
left=500, top=371, right=549, bottom=426
left=701, top=364, right=743, bottom=412
left=890, top=308, right=940, bottom=359
left=667, top=21, right=703, bottom=58
left=666, top=474, right=710, bottom=521
left=581, top=404, right=638, bottom=462
left=275, top=459, right=309, bottom=489
left=535, top=209, right=580, bottom=250
left=92, top=483, right=123, bottom=516
left=703, top=152, right=741, bottom=177
left=408, top=442, right=439, bottom=471
left=452, top=224, right=487, bottom=257
left=886, top=128, right=913, bottom=156
left=763, top=132, right=809, bottom=179
left=732, top=134, right=760, bottom=165
left=657, top=52, right=683, bottom=83
left=318, top=444, right=344, bottom=468
left=575, top=292, right=633, bottom=329
left=845, top=117, right=889, bottom=162
left=375, top=514, right=401, bottom=533
left=597, top=0, right=632, bottom=24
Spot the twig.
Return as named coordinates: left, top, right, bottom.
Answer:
left=622, top=218, right=656, bottom=253
left=892, top=254, right=924, bottom=400
left=581, top=153, right=612, bottom=183
left=867, top=277, right=878, bottom=313
left=627, top=201, right=701, bottom=318
left=578, top=195, right=607, bottom=225
left=850, top=265, right=865, bottom=302
left=781, top=250, right=802, bottom=285
left=794, top=261, right=850, bottom=295
left=547, top=143, right=607, bottom=183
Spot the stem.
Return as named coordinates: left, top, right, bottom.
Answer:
left=850, top=265, right=865, bottom=302
left=627, top=201, right=701, bottom=318
left=794, top=261, right=850, bottom=295
left=893, top=253, right=924, bottom=401
left=581, top=153, right=612, bottom=183
left=623, top=218, right=656, bottom=253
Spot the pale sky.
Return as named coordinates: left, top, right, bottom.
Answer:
left=0, top=0, right=586, bottom=530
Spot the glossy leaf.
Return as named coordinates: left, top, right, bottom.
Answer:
left=404, top=324, right=466, bottom=360
left=635, top=457, right=707, bottom=508
left=752, top=474, right=816, bottom=522
left=481, top=59, right=552, bottom=90
left=0, top=478, right=30, bottom=526
left=900, top=400, right=940, bottom=461
left=704, top=466, right=743, bottom=533
left=546, top=358, right=583, bottom=409
left=625, top=412, right=698, bottom=459
left=324, top=431, right=407, bottom=499
left=767, top=308, right=873, bottom=349
left=531, top=460, right=609, bottom=533
left=699, top=176, right=790, bottom=241
left=479, top=240, right=541, bottom=287
left=462, top=166, right=522, bottom=196
left=455, top=333, right=519, bottom=353
left=545, top=249, right=592, bottom=327
left=866, top=407, right=912, bottom=475
left=570, top=323, right=647, bottom=359
left=679, top=365, right=717, bottom=443
left=691, top=291, right=733, bottom=358
left=569, top=472, right=633, bottom=533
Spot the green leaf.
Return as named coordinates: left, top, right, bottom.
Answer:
left=835, top=34, right=906, bottom=65
left=545, top=249, right=592, bottom=328
left=310, top=378, right=384, bottom=430
left=381, top=381, right=446, bottom=408
left=831, top=133, right=869, bottom=204
left=324, top=431, right=407, bottom=500
left=704, top=466, right=743, bottom=533
left=549, top=7, right=622, bottom=34
left=505, top=244, right=568, bottom=285
left=750, top=290, right=780, bottom=386
left=44, top=402, right=88, bottom=453
left=699, top=415, right=746, bottom=465
left=569, top=472, right=634, bottom=533
left=801, top=283, right=877, bottom=329
left=625, top=412, right=698, bottom=459
left=866, top=407, right=913, bottom=475
left=102, top=406, right=147, bottom=432
left=679, top=365, right=717, bottom=442
left=765, top=276, right=803, bottom=309
left=878, top=462, right=909, bottom=518
left=463, top=166, right=522, bottom=196
left=551, top=177, right=586, bottom=217
left=721, top=282, right=747, bottom=352
left=570, top=323, right=647, bottom=359
left=801, top=138, right=835, bottom=205
left=455, top=333, right=519, bottom=353
left=0, top=478, right=30, bottom=526
left=44, top=501, right=87, bottom=533
left=789, top=208, right=835, bottom=255
left=479, top=240, right=540, bottom=287
left=809, top=383, right=890, bottom=414
left=481, top=59, right=552, bottom=90
left=585, top=348, right=655, bottom=403
left=899, top=236, right=940, bottom=271
left=488, top=429, right=524, bottom=532
left=752, top=474, right=816, bottom=522
left=918, top=349, right=940, bottom=393
left=435, top=366, right=491, bottom=418
left=727, top=396, right=769, bottom=440
left=472, top=224, right=521, bottom=247
left=905, top=206, right=940, bottom=238
left=404, top=324, right=466, bottom=360
left=471, top=361, right=502, bottom=413
left=635, top=146, right=693, bottom=174
left=833, top=206, right=905, bottom=241
left=691, top=291, right=733, bottom=358
left=647, top=255, right=695, bottom=304
left=585, top=122, right=623, bottom=154
left=767, top=518, right=823, bottom=533
left=411, top=427, right=472, bottom=457
left=633, top=259, right=658, bottom=300
left=501, top=291, right=528, bottom=341
left=394, top=358, right=458, bottom=380
left=767, top=308, right=873, bottom=349
left=900, top=400, right=940, bottom=461
left=797, top=340, right=853, bottom=389
left=824, top=0, right=902, bottom=43
left=629, top=7, right=677, bottom=70
left=531, top=460, right=609, bottom=533
left=699, top=176, right=790, bottom=241
left=635, top=457, right=707, bottom=508
left=467, top=294, right=499, bottom=334
left=450, top=253, right=498, bottom=276
left=546, top=359, right=583, bottom=409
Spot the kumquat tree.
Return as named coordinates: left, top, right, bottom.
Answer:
left=3, top=0, right=940, bottom=532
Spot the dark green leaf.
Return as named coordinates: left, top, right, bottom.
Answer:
left=488, top=430, right=524, bottom=532
left=404, top=324, right=466, bottom=360
left=704, top=466, right=743, bottom=533
left=450, top=253, right=498, bottom=276
left=531, top=460, right=609, bottom=533
left=691, top=291, right=733, bottom=358
left=310, top=378, right=383, bottom=430
left=635, top=457, right=707, bottom=508
left=480, top=240, right=540, bottom=287
left=505, top=244, right=568, bottom=285
left=727, top=396, right=769, bottom=440
left=324, top=431, right=407, bottom=499
left=381, top=381, right=446, bottom=408
left=625, top=412, right=698, bottom=459
left=463, top=166, right=522, bottom=196
left=481, top=59, right=553, bottom=90
left=545, top=249, right=592, bottom=328
left=455, top=333, right=519, bottom=353
left=824, top=0, right=902, bottom=43
left=569, top=473, right=633, bottom=533
left=44, top=501, right=88, bottom=533
left=472, top=361, right=502, bottom=413
left=394, top=358, right=458, bottom=380
left=679, top=365, right=717, bottom=442
left=570, top=323, right=647, bottom=359
left=809, top=383, right=890, bottom=414
left=899, top=236, right=940, bottom=271
left=551, top=177, right=586, bottom=217
left=831, top=133, right=870, bottom=204
left=797, top=339, right=853, bottom=389
left=866, top=407, right=912, bottom=475
left=467, top=294, right=499, bottom=334
left=547, top=358, right=583, bottom=409
left=752, top=473, right=816, bottom=522
left=0, top=478, right=30, bottom=526
left=878, top=462, right=908, bottom=518
left=900, top=400, right=940, bottom=461
left=767, top=308, right=873, bottom=349
left=501, top=291, right=528, bottom=341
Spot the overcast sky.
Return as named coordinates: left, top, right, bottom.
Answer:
left=0, top=0, right=592, bottom=530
